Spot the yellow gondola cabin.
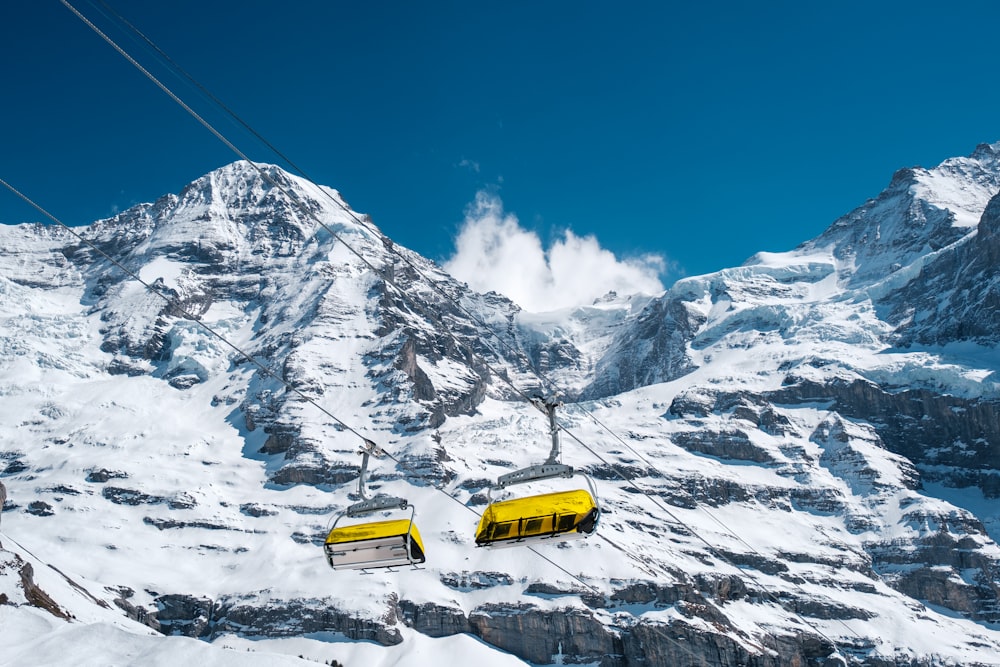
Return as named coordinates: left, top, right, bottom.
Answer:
left=325, top=517, right=426, bottom=570
left=474, top=488, right=599, bottom=547
left=324, top=439, right=427, bottom=571
left=474, top=398, right=601, bottom=548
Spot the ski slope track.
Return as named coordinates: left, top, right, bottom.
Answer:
left=2, top=145, right=1000, bottom=666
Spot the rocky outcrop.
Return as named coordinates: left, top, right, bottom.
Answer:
left=669, top=388, right=795, bottom=436
left=369, top=277, right=497, bottom=428
left=868, top=507, right=1000, bottom=623
left=147, top=593, right=403, bottom=645
left=886, top=190, right=1000, bottom=346
left=582, top=296, right=702, bottom=399
left=673, top=428, right=775, bottom=463
left=0, top=549, right=72, bottom=620
left=138, top=587, right=846, bottom=667
left=769, top=375, right=1000, bottom=495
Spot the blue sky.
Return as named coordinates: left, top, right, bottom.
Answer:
left=2, top=1, right=999, bottom=299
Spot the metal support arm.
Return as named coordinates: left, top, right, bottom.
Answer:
left=530, top=396, right=563, bottom=466
left=356, top=438, right=384, bottom=500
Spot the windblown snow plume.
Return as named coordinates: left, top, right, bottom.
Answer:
left=444, top=190, right=665, bottom=312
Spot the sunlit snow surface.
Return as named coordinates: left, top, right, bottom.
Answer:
left=3, top=151, right=1000, bottom=665
left=0, top=608, right=528, bottom=667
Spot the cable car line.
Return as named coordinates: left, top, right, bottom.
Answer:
left=66, top=0, right=785, bottom=570
left=85, top=0, right=314, bottom=186
left=1, top=175, right=714, bottom=664
left=0, top=177, right=364, bottom=444
left=62, top=0, right=718, bottom=545
left=0, top=177, right=605, bottom=589
left=60, top=0, right=619, bottom=564
left=18, top=9, right=831, bottom=659
left=4, top=171, right=845, bottom=658
left=2, top=173, right=702, bottom=653
left=0, top=173, right=603, bottom=594
left=54, top=2, right=859, bottom=657
left=62, top=0, right=702, bottom=523
left=65, top=2, right=857, bottom=652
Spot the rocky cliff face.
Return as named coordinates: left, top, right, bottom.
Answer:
left=3, top=149, right=1000, bottom=666
left=885, top=189, right=1000, bottom=347
left=66, top=163, right=527, bottom=488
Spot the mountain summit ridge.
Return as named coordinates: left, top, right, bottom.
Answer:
left=2, top=146, right=1000, bottom=666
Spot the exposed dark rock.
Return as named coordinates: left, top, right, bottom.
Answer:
left=397, top=600, right=472, bottom=637
left=18, top=561, right=72, bottom=620
left=111, top=586, right=159, bottom=628
left=25, top=501, right=54, bottom=517
left=712, top=548, right=789, bottom=576
left=608, top=579, right=692, bottom=606
left=673, top=428, right=775, bottom=463
left=869, top=524, right=1000, bottom=622
left=667, top=387, right=717, bottom=419
left=283, top=504, right=336, bottom=516
left=885, top=191, right=1000, bottom=346
left=469, top=603, right=620, bottom=665
left=289, top=530, right=326, bottom=546
left=368, top=278, right=494, bottom=428
left=155, top=594, right=214, bottom=637
left=269, top=462, right=358, bottom=486
left=890, top=566, right=988, bottom=619
left=106, top=356, right=150, bottom=376
left=2, top=459, right=27, bottom=476
left=524, top=337, right=583, bottom=376
left=769, top=376, right=997, bottom=493
left=147, top=593, right=403, bottom=645
left=457, top=477, right=493, bottom=491
left=675, top=475, right=790, bottom=508
left=257, top=425, right=300, bottom=456
left=789, top=486, right=848, bottom=515
left=102, top=487, right=167, bottom=506
left=86, top=469, right=129, bottom=483
left=42, top=485, right=81, bottom=496
left=583, top=296, right=703, bottom=400
left=240, top=503, right=278, bottom=517
left=166, top=373, right=203, bottom=390
left=167, top=493, right=197, bottom=510
left=396, top=337, right=436, bottom=402
left=142, top=517, right=232, bottom=531
left=790, top=596, right=876, bottom=621
left=694, top=573, right=749, bottom=603
left=440, top=571, right=514, bottom=591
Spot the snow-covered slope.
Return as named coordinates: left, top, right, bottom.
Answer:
left=2, top=148, right=1000, bottom=666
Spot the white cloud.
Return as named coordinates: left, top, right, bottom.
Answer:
left=444, top=191, right=665, bottom=312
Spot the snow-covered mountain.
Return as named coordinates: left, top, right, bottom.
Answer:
left=3, top=146, right=1000, bottom=666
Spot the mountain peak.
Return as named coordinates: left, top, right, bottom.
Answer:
left=970, top=140, right=1000, bottom=163
left=797, top=142, right=1000, bottom=287
left=82, top=161, right=371, bottom=267
left=176, top=160, right=349, bottom=221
